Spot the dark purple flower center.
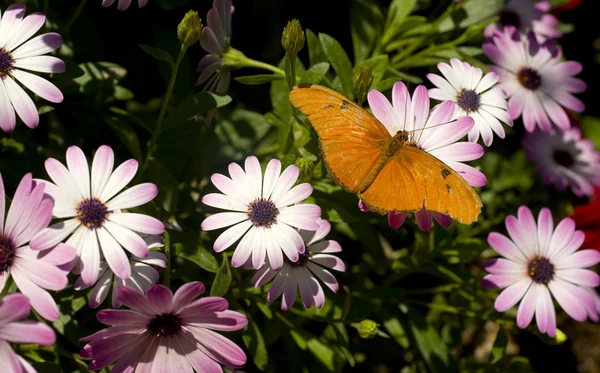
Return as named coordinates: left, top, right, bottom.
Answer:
left=77, top=197, right=108, bottom=229
left=528, top=257, right=554, bottom=284
left=248, top=198, right=279, bottom=227
left=552, top=149, right=575, bottom=168
left=457, top=89, right=481, bottom=112
left=286, top=250, right=311, bottom=267
left=517, top=68, right=542, bottom=90
left=0, top=236, right=15, bottom=274
left=147, top=314, right=182, bottom=337
left=499, top=10, right=521, bottom=29
left=0, top=48, right=14, bottom=79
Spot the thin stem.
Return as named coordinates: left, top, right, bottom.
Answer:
left=146, top=44, right=188, bottom=164
left=242, top=58, right=286, bottom=77
left=0, top=277, right=14, bottom=297
left=162, top=231, right=171, bottom=287
left=64, top=0, right=89, bottom=33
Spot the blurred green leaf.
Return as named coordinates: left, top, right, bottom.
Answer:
left=382, top=0, right=416, bottom=44
left=350, top=0, right=385, bottom=63
left=489, top=326, right=507, bottom=364
left=235, top=74, right=284, bottom=85
left=358, top=54, right=388, bottom=86
left=210, top=256, right=232, bottom=296
left=319, top=33, right=354, bottom=99
left=148, top=159, right=179, bottom=212
left=106, top=117, right=142, bottom=161
left=174, top=242, right=219, bottom=273
left=300, top=62, right=330, bottom=84
left=581, top=116, right=600, bottom=149
left=243, top=319, right=269, bottom=371
left=405, top=309, right=456, bottom=373
left=138, top=44, right=174, bottom=66
left=306, top=29, right=328, bottom=67
left=38, top=106, right=54, bottom=115
left=162, top=92, right=232, bottom=130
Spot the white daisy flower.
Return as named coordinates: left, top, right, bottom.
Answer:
left=201, top=156, right=321, bottom=271
left=427, top=58, right=512, bottom=147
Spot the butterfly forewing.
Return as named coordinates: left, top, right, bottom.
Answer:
left=289, top=84, right=391, bottom=193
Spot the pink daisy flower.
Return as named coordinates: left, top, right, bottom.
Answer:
left=484, top=0, right=562, bottom=41
left=0, top=172, right=76, bottom=321
left=0, top=3, right=64, bottom=133
left=201, top=156, right=321, bottom=271
left=483, top=27, right=586, bottom=132
left=427, top=58, right=511, bottom=147
left=583, top=287, right=600, bottom=322
left=30, top=145, right=165, bottom=287
left=482, top=206, right=600, bottom=337
left=360, top=81, right=485, bottom=231
left=80, top=282, right=248, bottom=372
left=251, top=219, right=345, bottom=310
left=0, top=293, right=56, bottom=373
left=522, top=128, right=600, bottom=197
left=74, top=235, right=167, bottom=308
left=101, top=0, right=148, bottom=11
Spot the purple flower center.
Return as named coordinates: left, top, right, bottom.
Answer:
left=147, top=314, right=182, bottom=337
left=517, top=68, right=542, bottom=90
left=77, top=197, right=108, bottom=230
left=0, top=236, right=15, bottom=274
left=528, top=257, right=554, bottom=284
left=457, top=89, right=481, bottom=112
left=552, top=149, right=575, bottom=168
left=248, top=198, right=279, bottom=227
left=499, top=10, right=521, bottom=29
left=0, top=48, right=14, bottom=79
left=287, top=250, right=311, bottom=267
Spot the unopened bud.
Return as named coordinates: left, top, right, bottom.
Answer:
left=178, top=11, right=203, bottom=47
left=295, top=157, right=314, bottom=177
left=357, top=319, right=379, bottom=339
left=281, top=19, right=305, bottom=55
left=353, top=64, right=373, bottom=106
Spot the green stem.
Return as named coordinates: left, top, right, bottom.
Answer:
left=146, top=44, right=188, bottom=165
left=64, top=0, right=89, bottom=33
left=0, top=277, right=13, bottom=297
left=162, top=230, right=171, bottom=287
left=242, top=58, right=286, bottom=77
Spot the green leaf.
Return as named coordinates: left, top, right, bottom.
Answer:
left=265, top=112, right=293, bottom=155
left=382, top=0, right=417, bottom=44
left=489, top=326, right=508, bottom=364
left=382, top=316, right=410, bottom=348
left=106, top=117, right=143, bottom=161
left=148, top=159, right=179, bottom=212
left=210, top=256, right=232, bottom=296
left=174, top=242, right=219, bottom=273
left=38, top=106, right=54, bottom=115
left=235, top=74, right=284, bottom=85
left=138, top=44, right=174, bottom=66
left=581, top=116, right=600, bottom=149
left=307, top=337, right=336, bottom=372
left=306, top=29, right=328, bottom=67
left=350, top=0, right=385, bottom=64
left=162, top=92, right=232, bottom=130
left=300, top=62, right=330, bottom=84
left=319, top=33, right=354, bottom=99
left=243, top=320, right=269, bottom=371
left=114, top=85, right=134, bottom=101
left=358, top=54, right=388, bottom=86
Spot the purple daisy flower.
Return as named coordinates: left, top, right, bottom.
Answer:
left=522, top=128, right=600, bottom=197
left=251, top=219, right=345, bottom=310
left=0, top=293, right=56, bottom=373
left=483, top=27, right=586, bottom=132
left=484, top=0, right=562, bottom=41
left=80, top=282, right=248, bottom=372
left=482, top=206, right=600, bottom=337
left=0, top=3, right=65, bottom=133
left=30, top=145, right=165, bottom=287
left=101, top=0, right=148, bottom=11
left=360, top=81, right=485, bottom=231
left=0, top=172, right=76, bottom=321
left=201, top=156, right=321, bottom=271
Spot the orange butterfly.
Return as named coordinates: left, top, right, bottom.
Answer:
left=288, top=84, right=482, bottom=225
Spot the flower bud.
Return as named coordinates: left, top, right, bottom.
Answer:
left=281, top=19, right=305, bottom=55
left=353, top=64, right=373, bottom=106
left=295, top=157, right=314, bottom=177
left=178, top=11, right=203, bottom=48
left=357, top=319, right=379, bottom=339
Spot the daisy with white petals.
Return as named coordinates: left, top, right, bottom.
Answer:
left=201, top=156, right=321, bottom=271
left=251, top=219, right=345, bottom=310
left=483, top=206, right=600, bottom=337
left=101, top=0, right=148, bottom=11
left=428, top=58, right=511, bottom=147
left=30, top=146, right=165, bottom=287
left=484, top=0, right=562, bottom=41
left=0, top=3, right=64, bottom=133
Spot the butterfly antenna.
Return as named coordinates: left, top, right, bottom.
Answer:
left=407, top=119, right=456, bottom=137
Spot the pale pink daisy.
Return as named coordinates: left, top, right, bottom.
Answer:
left=484, top=0, right=562, bottom=41
left=583, top=287, right=600, bottom=322
left=0, top=293, right=56, bottom=373
left=482, top=206, right=600, bottom=337
left=522, top=128, right=600, bottom=197
left=0, top=172, right=76, bottom=321
left=74, top=235, right=166, bottom=308
left=427, top=58, right=511, bottom=147
left=30, top=145, right=165, bottom=287
left=251, top=219, right=344, bottom=310
left=80, top=282, right=248, bottom=372
left=201, top=156, right=321, bottom=271
left=0, top=3, right=65, bottom=133
left=360, top=81, right=486, bottom=231
left=483, top=27, right=586, bottom=132
left=101, top=0, right=148, bottom=11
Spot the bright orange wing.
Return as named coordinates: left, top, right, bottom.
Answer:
left=360, top=145, right=482, bottom=224
left=289, top=84, right=390, bottom=193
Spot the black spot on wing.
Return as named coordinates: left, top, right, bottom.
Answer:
left=441, top=168, right=451, bottom=179
left=323, top=103, right=335, bottom=109
left=340, top=100, right=351, bottom=110
left=445, top=184, right=451, bottom=194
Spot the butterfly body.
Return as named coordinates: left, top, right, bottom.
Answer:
left=289, top=84, right=482, bottom=224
